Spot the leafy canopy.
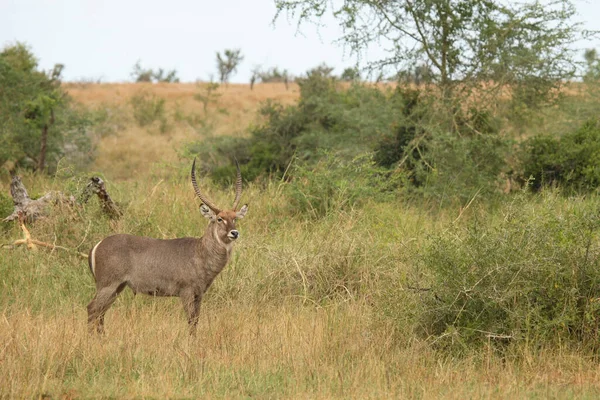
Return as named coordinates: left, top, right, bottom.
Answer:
left=0, top=42, right=92, bottom=172
left=274, top=0, right=589, bottom=106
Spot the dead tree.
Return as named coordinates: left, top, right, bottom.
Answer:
left=2, top=175, right=76, bottom=223
left=2, top=175, right=121, bottom=257
left=3, top=175, right=121, bottom=223
left=80, top=177, right=122, bottom=219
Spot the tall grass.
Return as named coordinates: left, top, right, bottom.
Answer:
left=2, top=170, right=600, bottom=398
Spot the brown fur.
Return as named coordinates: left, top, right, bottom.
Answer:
left=87, top=167, right=248, bottom=335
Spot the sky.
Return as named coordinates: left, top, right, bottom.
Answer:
left=2, top=0, right=600, bottom=83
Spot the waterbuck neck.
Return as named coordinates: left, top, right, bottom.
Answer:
left=198, top=224, right=233, bottom=268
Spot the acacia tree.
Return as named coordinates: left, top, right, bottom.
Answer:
left=274, top=0, right=588, bottom=106
left=216, top=49, right=244, bottom=84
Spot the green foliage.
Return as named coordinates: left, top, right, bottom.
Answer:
left=193, top=82, right=221, bottom=114
left=131, top=60, right=179, bottom=83
left=190, top=67, right=508, bottom=205
left=216, top=49, right=244, bottom=84
left=185, top=99, right=303, bottom=183
left=275, top=0, right=586, bottom=114
left=0, top=42, right=94, bottom=173
left=340, top=67, right=360, bottom=82
left=583, top=49, right=600, bottom=83
left=251, top=66, right=290, bottom=84
left=519, top=119, right=600, bottom=192
left=373, top=87, right=425, bottom=171
left=412, top=130, right=508, bottom=203
left=129, top=91, right=169, bottom=133
left=86, top=104, right=130, bottom=139
left=0, top=191, right=13, bottom=221
left=188, top=70, right=406, bottom=185
left=295, top=63, right=336, bottom=99
left=285, top=153, right=402, bottom=218
left=417, top=193, right=600, bottom=353
left=373, top=87, right=507, bottom=202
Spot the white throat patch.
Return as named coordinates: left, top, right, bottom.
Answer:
left=213, top=230, right=233, bottom=251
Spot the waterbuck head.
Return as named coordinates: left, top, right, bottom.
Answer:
left=191, top=158, right=248, bottom=245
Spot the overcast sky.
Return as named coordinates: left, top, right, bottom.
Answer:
left=2, top=0, right=600, bottom=83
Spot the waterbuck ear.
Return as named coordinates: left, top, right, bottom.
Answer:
left=236, top=204, right=249, bottom=219
left=200, top=204, right=216, bottom=220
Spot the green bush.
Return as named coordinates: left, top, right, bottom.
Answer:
left=373, top=87, right=426, bottom=180
left=184, top=99, right=305, bottom=184
left=416, top=192, right=600, bottom=353
left=285, top=153, right=402, bottom=218
left=186, top=68, right=507, bottom=206
left=130, top=91, right=169, bottom=133
left=187, top=71, right=403, bottom=185
left=413, top=130, right=509, bottom=203
left=519, top=119, right=600, bottom=192
left=373, top=88, right=508, bottom=202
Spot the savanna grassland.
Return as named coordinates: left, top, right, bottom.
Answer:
left=3, top=80, right=600, bottom=400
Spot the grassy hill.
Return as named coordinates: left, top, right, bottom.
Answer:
left=65, top=82, right=299, bottom=179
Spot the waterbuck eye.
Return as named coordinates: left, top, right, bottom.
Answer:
left=217, top=217, right=224, bottom=223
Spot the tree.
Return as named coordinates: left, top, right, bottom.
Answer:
left=0, top=43, right=91, bottom=172
left=274, top=0, right=588, bottom=105
left=131, top=60, right=179, bottom=83
left=250, top=65, right=291, bottom=89
left=216, top=49, right=244, bottom=84
left=340, top=67, right=360, bottom=82
left=583, top=48, right=600, bottom=82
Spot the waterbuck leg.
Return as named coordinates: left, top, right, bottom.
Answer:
left=180, top=290, right=202, bottom=336
left=87, top=282, right=126, bottom=334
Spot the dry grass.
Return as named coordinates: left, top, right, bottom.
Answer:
left=66, top=82, right=300, bottom=109
left=3, top=303, right=600, bottom=398
left=2, top=176, right=600, bottom=398
left=65, top=82, right=299, bottom=180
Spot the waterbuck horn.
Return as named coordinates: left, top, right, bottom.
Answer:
left=232, top=158, right=243, bottom=210
left=191, top=158, right=221, bottom=213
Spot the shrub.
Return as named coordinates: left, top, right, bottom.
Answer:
left=253, top=66, right=291, bottom=84
left=374, top=88, right=508, bottom=202
left=131, top=60, right=179, bottom=83
left=373, top=87, right=426, bottom=175
left=129, top=91, right=169, bottom=133
left=413, top=130, right=509, bottom=203
left=340, top=67, right=360, bottom=82
left=193, top=82, right=221, bottom=114
left=285, top=153, right=402, bottom=218
left=416, top=192, right=600, bottom=353
left=519, top=119, right=600, bottom=192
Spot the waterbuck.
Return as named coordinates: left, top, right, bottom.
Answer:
left=86, top=159, right=248, bottom=335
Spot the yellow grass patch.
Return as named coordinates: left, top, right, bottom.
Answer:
left=64, top=83, right=300, bottom=180
left=2, top=302, right=600, bottom=398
